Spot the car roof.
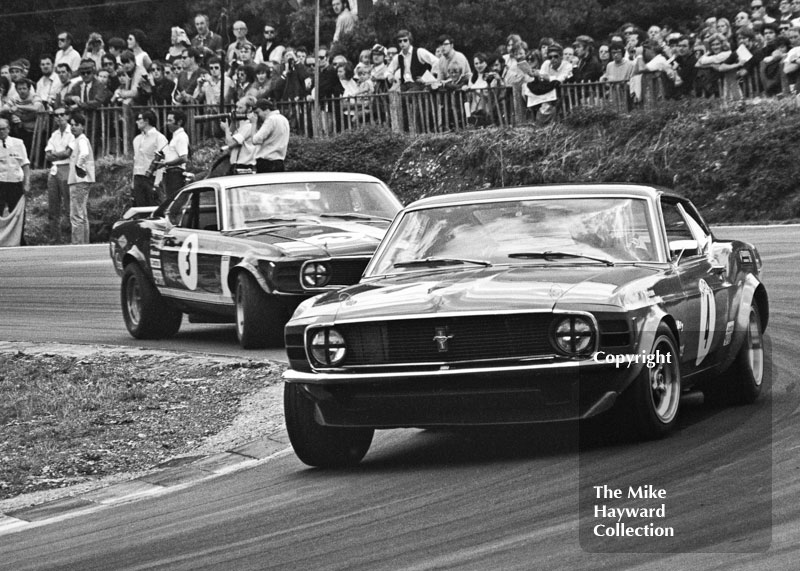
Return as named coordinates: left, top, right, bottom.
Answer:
left=406, top=184, right=677, bottom=209
left=197, top=171, right=387, bottom=188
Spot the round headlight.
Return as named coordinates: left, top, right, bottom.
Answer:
left=310, top=328, right=346, bottom=366
left=301, top=262, right=331, bottom=288
left=553, top=316, right=595, bottom=356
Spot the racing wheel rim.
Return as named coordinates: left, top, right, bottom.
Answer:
left=648, top=336, right=680, bottom=424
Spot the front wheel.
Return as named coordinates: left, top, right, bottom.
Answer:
left=234, top=272, right=284, bottom=349
left=705, top=304, right=764, bottom=406
left=284, top=383, right=374, bottom=468
left=121, top=263, right=182, bottom=339
left=618, top=324, right=681, bottom=439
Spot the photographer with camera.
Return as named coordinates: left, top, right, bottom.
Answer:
left=220, top=96, right=257, bottom=175
left=252, top=98, right=289, bottom=173
left=132, top=109, right=168, bottom=206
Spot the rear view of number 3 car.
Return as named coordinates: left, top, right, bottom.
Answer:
left=109, top=172, right=402, bottom=348
left=283, top=184, right=768, bottom=467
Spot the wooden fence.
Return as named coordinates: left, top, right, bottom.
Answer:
left=22, top=71, right=774, bottom=168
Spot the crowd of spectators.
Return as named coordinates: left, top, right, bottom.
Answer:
left=0, top=1, right=798, bottom=143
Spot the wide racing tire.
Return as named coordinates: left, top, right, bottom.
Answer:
left=284, top=383, right=374, bottom=468
left=705, top=304, right=764, bottom=406
left=235, top=272, right=284, bottom=349
left=618, top=324, right=681, bottom=440
left=121, top=263, right=182, bottom=339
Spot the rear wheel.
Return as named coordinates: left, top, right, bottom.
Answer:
left=618, top=324, right=681, bottom=439
left=234, top=272, right=284, bottom=349
left=121, top=263, right=182, bottom=339
left=284, top=383, right=374, bottom=468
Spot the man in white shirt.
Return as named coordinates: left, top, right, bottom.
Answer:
left=0, top=117, right=31, bottom=246
left=433, top=35, right=471, bottom=87
left=132, top=110, right=168, bottom=206
left=44, top=107, right=74, bottom=243
left=67, top=112, right=95, bottom=244
left=160, top=110, right=191, bottom=201
left=221, top=96, right=258, bottom=174
left=251, top=98, right=290, bottom=173
left=55, top=32, right=82, bottom=78
left=36, top=55, right=60, bottom=110
left=387, top=29, right=439, bottom=91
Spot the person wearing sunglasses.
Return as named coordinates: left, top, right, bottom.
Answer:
left=386, top=29, right=439, bottom=92
left=255, top=23, right=285, bottom=68
left=55, top=32, right=82, bottom=78
left=44, top=107, right=74, bottom=244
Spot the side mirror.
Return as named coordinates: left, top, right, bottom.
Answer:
left=669, top=239, right=699, bottom=262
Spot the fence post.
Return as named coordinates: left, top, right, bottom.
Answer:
left=512, top=84, right=526, bottom=125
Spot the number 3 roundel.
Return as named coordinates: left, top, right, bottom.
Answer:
left=179, top=234, right=199, bottom=291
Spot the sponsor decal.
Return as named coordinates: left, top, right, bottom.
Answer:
left=220, top=255, right=231, bottom=297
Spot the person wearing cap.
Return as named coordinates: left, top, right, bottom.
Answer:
left=5, top=60, right=26, bottom=101
left=369, top=44, right=391, bottom=92
left=571, top=35, right=604, bottom=82
left=44, top=107, right=74, bottom=243
left=251, top=98, right=289, bottom=173
left=55, top=32, right=82, bottom=78
left=65, top=60, right=110, bottom=111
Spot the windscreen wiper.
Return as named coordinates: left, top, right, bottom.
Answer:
left=320, top=212, right=393, bottom=222
left=508, top=251, right=615, bottom=266
left=394, top=257, right=493, bottom=268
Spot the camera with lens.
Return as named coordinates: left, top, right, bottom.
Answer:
left=145, top=150, right=165, bottom=178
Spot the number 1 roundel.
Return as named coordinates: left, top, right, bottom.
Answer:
left=696, top=278, right=715, bottom=365
left=179, top=234, right=199, bottom=291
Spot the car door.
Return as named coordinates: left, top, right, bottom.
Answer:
left=159, top=186, right=234, bottom=312
left=661, top=198, right=731, bottom=374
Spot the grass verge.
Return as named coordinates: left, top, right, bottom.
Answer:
left=0, top=351, right=282, bottom=500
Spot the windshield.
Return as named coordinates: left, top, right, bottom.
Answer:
left=368, top=197, right=658, bottom=275
left=226, top=181, right=400, bottom=230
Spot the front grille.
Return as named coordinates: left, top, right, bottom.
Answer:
left=333, top=313, right=557, bottom=367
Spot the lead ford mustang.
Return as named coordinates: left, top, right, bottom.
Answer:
left=283, top=185, right=768, bottom=467
left=109, top=172, right=402, bottom=348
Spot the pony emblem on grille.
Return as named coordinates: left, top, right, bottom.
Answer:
left=433, top=326, right=454, bottom=352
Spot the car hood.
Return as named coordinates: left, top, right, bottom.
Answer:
left=303, top=264, right=665, bottom=321
left=232, top=220, right=387, bottom=258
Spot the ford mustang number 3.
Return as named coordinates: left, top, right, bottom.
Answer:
left=109, top=172, right=402, bottom=348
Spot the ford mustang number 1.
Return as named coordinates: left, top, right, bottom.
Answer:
left=282, top=184, right=768, bottom=467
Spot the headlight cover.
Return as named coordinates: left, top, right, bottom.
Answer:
left=309, top=328, right=347, bottom=366
left=301, top=261, right=331, bottom=288
left=552, top=316, right=595, bottom=356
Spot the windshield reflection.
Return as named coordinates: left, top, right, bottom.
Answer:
left=369, top=197, right=657, bottom=275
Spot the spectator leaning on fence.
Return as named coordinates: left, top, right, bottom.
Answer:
left=66, top=60, right=110, bottom=112
left=8, top=79, right=43, bottom=156
left=66, top=111, right=94, bottom=245
left=434, top=35, right=472, bottom=89
left=387, top=30, right=439, bottom=92
left=132, top=109, right=168, bottom=207
left=44, top=107, right=73, bottom=244
left=571, top=35, right=604, bottom=82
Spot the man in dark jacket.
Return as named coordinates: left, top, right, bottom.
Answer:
left=571, top=35, right=604, bottom=82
